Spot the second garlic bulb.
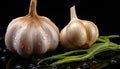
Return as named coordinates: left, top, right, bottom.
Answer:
left=60, top=6, right=99, bottom=50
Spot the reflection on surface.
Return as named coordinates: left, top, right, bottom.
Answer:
left=5, top=51, right=120, bottom=69
left=6, top=55, right=32, bottom=69
left=0, top=36, right=120, bottom=69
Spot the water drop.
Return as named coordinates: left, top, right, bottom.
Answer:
left=52, top=65, right=57, bottom=69
left=0, top=56, right=6, bottom=62
left=43, top=36, right=47, bottom=40
left=15, top=65, right=22, bottom=69
left=3, top=49, right=8, bottom=53
left=28, top=63, right=34, bottom=68
left=36, top=65, right=41, bottom=68
left=92, top=60, right=97, bottom=64
left=66, top=66, right=71, bottom=69
left=110, top=59, right=117, bottom=64
left=13, top=42, right=17, bottom=46
left=77, top=67, right=81, bottom=69
left=13, top=36, right=18, bottom=46
left=44, top=61, right=49, bottom=66
left=82, top=63, right=89, bottom=69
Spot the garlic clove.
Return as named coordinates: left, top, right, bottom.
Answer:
left=67, top=18, right=88, bottom=46
left=5, top=17, right=25, bottom=52
left=13, top=27, right=34, bottom=57
left=81, top=20, right=99, bottom=46
left=62, top=18, right=88, bottom=49
left=60, top=27, right=75, bottom=49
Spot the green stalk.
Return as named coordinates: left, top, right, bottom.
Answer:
left=37, top=35, right=120, bottom=66
left=38, top=43, right=104, bottom=65
left=50, top=39, right=110, bottom=66
left=37, top=49, right=86, bottom=65
left=97, top=35, right=119, bottom=42
left=99, top=35, right=119, bottom=39
left=50, top=38, right=120, bottom=66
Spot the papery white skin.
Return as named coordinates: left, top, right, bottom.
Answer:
left=60, top=6, right=99, bottom=50
left=82, top=20, right=99, bottom=46
left=5, top=0, right=59, bottom=57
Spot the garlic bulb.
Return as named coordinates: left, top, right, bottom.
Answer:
left=60, top=6, right=99, bottom=50
left=5, top=0, right=59, bottom=57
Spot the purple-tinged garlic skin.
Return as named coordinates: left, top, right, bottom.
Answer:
left=60, top=6, right=99, bottom=50
left=5, top=0, right=59, bottom=57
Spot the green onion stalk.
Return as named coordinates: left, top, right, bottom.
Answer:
left=37, top=35, right=120, bottom=66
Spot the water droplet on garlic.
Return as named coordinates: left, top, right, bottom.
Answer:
left=43, top=36, right=47, bottom=40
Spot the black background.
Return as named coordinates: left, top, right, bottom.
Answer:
left=0, top=0, right=120, bottom=36
left=0, top=0, right=120, bottom=69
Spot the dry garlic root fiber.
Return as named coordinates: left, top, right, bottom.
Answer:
left=5, top=0, right=59, bottom=57
left=60, top=6, right=99, bottom=50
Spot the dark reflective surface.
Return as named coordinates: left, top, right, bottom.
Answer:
left=0, top=0, right=120, bottom=69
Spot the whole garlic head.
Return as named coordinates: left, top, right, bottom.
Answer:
left=60, top=6, right=99, bottom=50
left=5, top=0, right=59, bottom=57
